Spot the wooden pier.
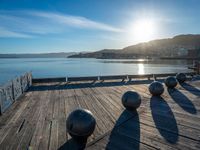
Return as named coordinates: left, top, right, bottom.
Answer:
left=0, top=73, right=200, bottom=149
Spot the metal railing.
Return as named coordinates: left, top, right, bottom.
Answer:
left=0, top=72, right=32, bottom=114
left=32, top=72, right=195, bottom=83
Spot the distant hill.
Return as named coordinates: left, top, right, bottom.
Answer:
left=68, top=34, right=200, bottom=59
left=0, top=52, right=76, bottom=58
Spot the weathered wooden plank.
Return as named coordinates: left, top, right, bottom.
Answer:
left=49, top=90, right=60, bottom=150
left=29, top=91, right=51, bottom=149
left=56, top=90, right=67, bottom=148
left=37, top=90, right=57, bottom=150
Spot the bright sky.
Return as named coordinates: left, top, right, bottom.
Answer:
left=0, top=0, right=200, bottom=53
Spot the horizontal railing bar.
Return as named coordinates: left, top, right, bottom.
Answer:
left=99, top=75, right=127, bottom=80
left=31, top=72, right=196, bottom=83
left=67, top=76, right=98, bottom=82
left=32, top=77, right=66, bottom=83
left=128, top=74, right=153, bottom=78
left=154, top=73, right=177, bottom=78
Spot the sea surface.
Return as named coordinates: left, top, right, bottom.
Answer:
left=0, top=58, right=193, bottom=85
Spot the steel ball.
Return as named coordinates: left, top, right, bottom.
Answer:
left=66, top=109, right=96, bottom=139
left=149, top=81, right=164, bottom=96
left=122, top=91, right=141, bottom=110
left=165, top=76, right=178, bottom=88
left=176, top=73, right=186, bottom=83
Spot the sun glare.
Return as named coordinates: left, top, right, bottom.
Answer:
left=130, top=19, right=156, bottom=42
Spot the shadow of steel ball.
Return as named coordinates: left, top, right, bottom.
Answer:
left=165, top=76, right=178, bottom=88
left=149, top=81, right=164, bottom=96
left=66, top=109, right=96, bottom=139
left=176, top=73, right=186, bottom=83
left=122, top=91, right=141, bottom=110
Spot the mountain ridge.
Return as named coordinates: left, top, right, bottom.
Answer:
left=68, top=34, right=200, bottom=59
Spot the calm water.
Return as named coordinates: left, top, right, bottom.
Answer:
left=0, top=58, right=193, bottom=85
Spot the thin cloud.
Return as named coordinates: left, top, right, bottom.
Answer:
left=0, top=13, right=68, bottom=35
left=0, top=27, right=32, bottom=38
left=0, top=10, right=123, bottom=38
left=31, top=11, right=123, bottom=32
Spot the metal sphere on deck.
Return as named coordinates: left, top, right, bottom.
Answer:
left=165, top=76, right=178, bottom=88
left=66, top=109, right=96, bottom=139
left=149, top=81, right=164, bottom=96
left=122, top=91, right=141, bottom=110
left=176, top=73, right=186, bottom=83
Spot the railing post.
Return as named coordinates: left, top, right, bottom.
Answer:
left=148, top=76, right=150, bottom=80
left=0, top=89, right=2, bottom=115
left=11, top=80, right=15, bottom=102
left=193, top=60, right=200, bottom=75
left=153, top=74, right=156, bottom=81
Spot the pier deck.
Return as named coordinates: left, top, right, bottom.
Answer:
left=0, top=79, right=200, bottom=150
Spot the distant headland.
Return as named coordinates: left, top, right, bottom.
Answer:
left=68, top=34, right=200, bottom=59
left=0, top=52, right=76, bottom=58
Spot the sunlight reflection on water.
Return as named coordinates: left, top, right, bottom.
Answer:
left=138, top=63, right=145, bottom=74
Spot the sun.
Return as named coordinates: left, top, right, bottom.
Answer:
left=130, top=19, right=156, bottom=42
